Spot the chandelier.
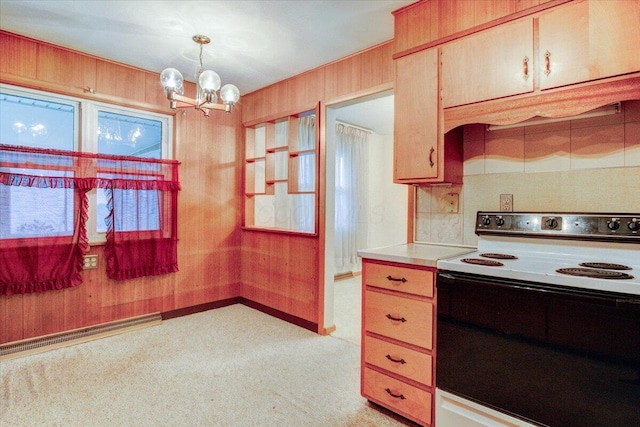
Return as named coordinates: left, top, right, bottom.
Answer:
left=160, top=35, right=240, bottom=116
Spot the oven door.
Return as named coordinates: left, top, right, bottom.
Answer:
left=436, top=271, right=640, bottom=427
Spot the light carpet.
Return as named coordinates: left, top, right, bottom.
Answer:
left=0, top=304, right=415, bottom=427
left=330, top=276, right=362, bottom=346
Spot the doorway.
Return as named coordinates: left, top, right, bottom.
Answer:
left=324, top=90, right=408, bottom=343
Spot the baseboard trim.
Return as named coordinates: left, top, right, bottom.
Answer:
left=0, top=312, right=162, bottom=362
left=2, top=298, right=318, bottom=361
left=334, top=271, right=354, bottom=280
left=321, top=324, right=337, bottom=335
left=163, top=297, right=317, bottom=333
left=335, top=270, right=362, bottom=281
left=239, top=298, right=318, bottom=333
left=161, top=297, right=241, bottom=320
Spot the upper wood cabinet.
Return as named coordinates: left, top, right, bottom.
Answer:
left=394, top=48, right=439, bottom=182
left=538, top=0, right=640, bottom=90
left=441, top=18, right=534, bottom=108
left=394, top=48, right=463, bottom=185
left=393, top=0, right=559, bottom=55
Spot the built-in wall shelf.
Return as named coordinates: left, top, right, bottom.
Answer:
left=243, top=105, right=319, bottom=233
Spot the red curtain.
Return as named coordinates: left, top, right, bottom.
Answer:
left=0, top=144, right=180, bottom=295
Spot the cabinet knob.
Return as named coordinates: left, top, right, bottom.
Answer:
left=386, top=275, right=407, bottom=283
left=429, top=146, right=435, bottom=168
left=385, top=388, right=406, bottom=400
left=544, top=51, right=551, bottom=75
left=385, top=354, right=407, bottom=364
left=386, top=314, right=407, bottom=323
left=523, top=56, right=529, bottom=80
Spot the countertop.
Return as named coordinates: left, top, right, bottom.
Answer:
left=357, top=243, right=476, bottom=268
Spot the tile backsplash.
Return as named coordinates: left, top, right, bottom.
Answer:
left=415, top=101, right=640, bottom=246
left=415, top=185, right=464, bottom=244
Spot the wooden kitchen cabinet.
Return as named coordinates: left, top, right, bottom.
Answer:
left=361, top=259, right=436, bottom=426
left=441, top=18, right=534, bottom=108
left=394, top=48, right=462, bottom=184
left=441, top=0, right=640, bottom=109
left=538, top=0, right=640, bottom=90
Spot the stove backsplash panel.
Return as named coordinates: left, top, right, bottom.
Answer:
left=414, top=101, right=640, bottom=246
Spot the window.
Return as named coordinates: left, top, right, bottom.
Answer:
left=0, top=91, right=77, bottom=150
left=0, top=84, right=172, bottom=243
left=0, top=90, right=78, bottom=239
left=0, top=84, right=178, bottom=293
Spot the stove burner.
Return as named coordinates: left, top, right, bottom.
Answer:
left=578, top=262, right=631, bottom=270
left=556, top=268, right=635, bottom=280
left=480, top=253, right=518, bottom=260
left=461, top=258, right=504, bottom=267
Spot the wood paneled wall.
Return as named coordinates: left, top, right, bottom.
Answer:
left=240, top=41, right=396, bottom=330
left=393, top=0, right=558, bottom=54
left=241, top=41, right=395, bottom=124
left=0, top=31, right=243, bottom=344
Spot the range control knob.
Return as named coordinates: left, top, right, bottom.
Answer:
left=481, top=216, right=491, bottom=226
left=628, top=219, right=640, bottom=232
left=495, top=217, right=505, bottom=227
left=546, top=218, right=558, bottom=229
left=607, top=218, right=621, bottom=231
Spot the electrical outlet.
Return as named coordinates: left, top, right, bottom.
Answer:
left=445, top=193, right=459, bottom=213
left=500, top=194, right=513, bottom=212
left=83, top=255, right=98, bottom=270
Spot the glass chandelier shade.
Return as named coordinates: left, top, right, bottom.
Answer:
left=220, top=84, right=240, bottom=105
left=160, top=68, right=184, bottom=95
left=160, top=35, right=240, bottom=115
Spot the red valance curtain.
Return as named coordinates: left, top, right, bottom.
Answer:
left=0, top=144, right=180, bottom=295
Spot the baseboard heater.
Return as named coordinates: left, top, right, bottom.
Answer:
left=0, top=312, right=162, bottom=362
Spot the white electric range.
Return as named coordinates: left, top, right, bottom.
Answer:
left=435, top=212, right=640, bottom=427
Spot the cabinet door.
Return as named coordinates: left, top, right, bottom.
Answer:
left=441, top=18, right=534, bottom=108
left=539, top=0, right=640, bottom=90
left=394, top=48, right=439, bottom=182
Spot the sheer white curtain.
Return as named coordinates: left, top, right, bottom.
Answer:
left=274, top=120, right=290, bottom=229
left=292, top=115, right=316, bottom=232
left=334, top=123, right=369, bottom=272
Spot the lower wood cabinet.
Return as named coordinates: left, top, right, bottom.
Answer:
left=361, top=259, right=436, bottom=426
left=363, top=367, right=432, bottom=425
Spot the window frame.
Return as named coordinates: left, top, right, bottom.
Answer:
left=0, top=83, right=174, bottom=245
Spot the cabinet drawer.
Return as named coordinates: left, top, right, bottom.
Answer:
left=363, top=367, right=432, bottom=426
left=364, top=335, right=432, bottom=386
left=365, top=262, right=434, bottom=297
left=365, top=290, right=432, bottom=349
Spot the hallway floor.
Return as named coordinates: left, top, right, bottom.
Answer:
left=331, top=275, right=361, bottom=346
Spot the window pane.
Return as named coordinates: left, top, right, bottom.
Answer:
left=97, top=111, right=162, bottom=158
left=0, top=168, right=74, bottom=238
left=297, top=152, right=315, bottom=192
left=111, top=188, right=160, bottom=233
left=0, top=92, right=75, bottom=150
left=96, top=173, right=160, bottom=233
left=96, top=110, right=164, bottom=234
left=0, top=90, right=76, bottom=240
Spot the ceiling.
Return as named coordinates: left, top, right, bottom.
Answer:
left=331, top=91, right=395, bottom=135
left=1, top=0, right=411, bottom=134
